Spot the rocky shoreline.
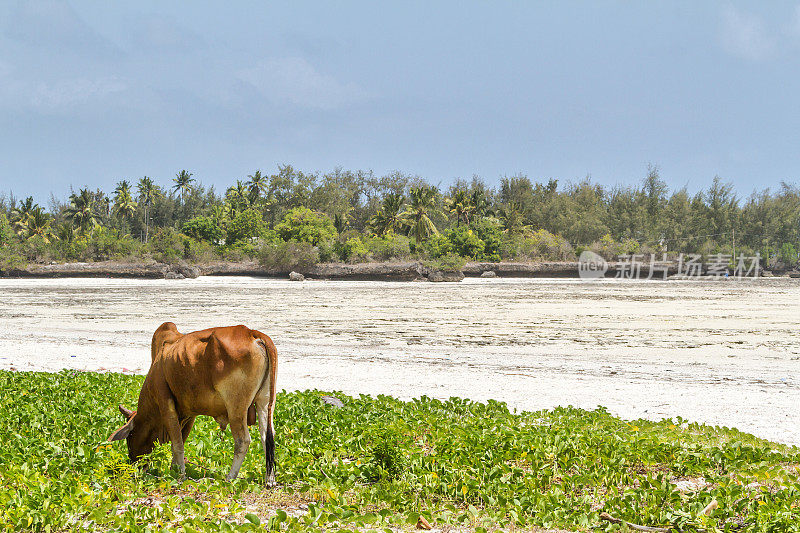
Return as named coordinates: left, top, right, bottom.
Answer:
left=0, top=260, right=577, bottom=281
left=0, top=259, right=794, bottom=281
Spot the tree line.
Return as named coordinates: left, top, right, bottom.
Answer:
left=1, top=165, right=799, bottom=270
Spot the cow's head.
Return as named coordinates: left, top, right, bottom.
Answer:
left=108, top=405, right=158, bottom=462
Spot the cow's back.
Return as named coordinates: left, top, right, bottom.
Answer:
left=156, top=325, right=267, bottom=419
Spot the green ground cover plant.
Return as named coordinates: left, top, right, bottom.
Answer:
left=2, top=370, right=799, bottom=532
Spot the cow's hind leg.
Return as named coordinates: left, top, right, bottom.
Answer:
left=225, top=411, right=251, bottom=481
left=181, top=416, right=196, bottom=443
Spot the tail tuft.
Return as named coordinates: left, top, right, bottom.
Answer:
left=265, top=426, right=276, bottom=480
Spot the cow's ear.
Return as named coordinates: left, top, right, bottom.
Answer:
left=109, top=416, right=135, bottom=441
left=119, top=405, right=135, bottom=419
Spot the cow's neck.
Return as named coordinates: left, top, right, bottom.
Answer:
left=136, top=375, right=167, bottom=441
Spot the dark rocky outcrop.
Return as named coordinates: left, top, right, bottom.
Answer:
left=198, top=261, right=266, bottom=276
left=0, top=261, right=209, bottom=280
left=173, top=265, right=201, bottom=279
left=462, top=261, right=580, bottom=277
left=305, top=261, right=426, bottom=281
left=427, top=270, right=464, bottom=282
left=0, top=261, right=170, bottom=279
left=427, top=271, right=444, bottom=282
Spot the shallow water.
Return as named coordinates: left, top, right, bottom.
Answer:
left=1, top=276, right=799, bottom=444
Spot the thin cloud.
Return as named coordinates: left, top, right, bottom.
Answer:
left=121, top=13, right=206, bottom=54
left=4, top=0, right=121, bottom=59
left=30, top=77, right=127, bottom=111
left=720, top=6, right=775, bottom=61
left=791, top=4, right=800, bottom=36
left=237, top=57, right=370, bottom=111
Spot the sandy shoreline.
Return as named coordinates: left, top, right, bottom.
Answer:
left=1, top=276, right=798, bottom=445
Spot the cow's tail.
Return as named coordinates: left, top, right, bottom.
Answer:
left=256, top=333, right=278, bottom=483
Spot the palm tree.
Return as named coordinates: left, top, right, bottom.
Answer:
left=172, top=170, right=195, bottom=204
left=497, top=202, right=525, bottom=233
left=10, top=196, right=37, bottom=235
left=370, top=193, right=405, bottom=236
left=137, top=177, right=160, bottom=243
left=333, top=211, right=352, bottom=234
left=65, top=189, right=99, bottom=235
left=446, top=189, right=471, bottom=226
left=247, top=170, right=268, bottom=204
left=114, top=180, right=132, bottom=199
left=210, top=204, right=230, bottom=230
left=401, top=187, right=439, bottom=242
left=226, top=180, right=251, bottom=213
left=24, top=207, right=54, bottom=242
left=113, top=180, right=138, bottom=222
left=470, top=189, right=489, bottom=219
left=56, top=222, right=75, bottom=243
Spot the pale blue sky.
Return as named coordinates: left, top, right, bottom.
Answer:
left=2, top=1, right=800, bottom=200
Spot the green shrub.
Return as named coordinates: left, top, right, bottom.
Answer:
left=422, top=233, right=454, bottom=259
left=260, top=229, right=281, bottom=246
left=364, top=233, right=411, bottom=261
left=470, top=217, right=503, bottom=261
left=695, top=239, right=725, bottom=263
left=147, top=228, right=185, bottom=263
left=226, top=208, right=265, bottom=245
left=183, top=216, right=225, bottom=244
left=317, top=239, right=337, bottom=262
left=86, top=228, right=141, bottom=261
left=52, top=235, right=84, bottom=261
left=0, top=214, right=13, bottom=246
left=445, top=226, right=485, bottom=259
left=275, top=207, right=338, bottom=246
left=19, top=235, right=53, bottom=263
left=779, top=242, right=799, bottom=266
left=366, top=427, right=408, bottom=482
left=504, top=229, right=574, bottom=261
left=0, top=244, right=26, bottom=270
left=426, top=252, right=466, bottom=272
left=219, top=241, right=261, bottom=261
left=219, top=244, right=248, bottom=262
left=183, top=238, right=218, bottom=263
left=588, top=233, right=646, bottom=261
left=532, top=229, right=575, bottom=260
left=258, top=240, right=319, bottom=271
left=335, top=234, right=370, bottom=262
left=591, top=234, right=627, bottom=258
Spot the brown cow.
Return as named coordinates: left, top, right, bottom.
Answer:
left=108, top=323, right=278, bottom=485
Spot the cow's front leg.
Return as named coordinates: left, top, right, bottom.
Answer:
left=162, top=399, right=186, bottom=479
left=225, top=414, right=251, bottom=481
